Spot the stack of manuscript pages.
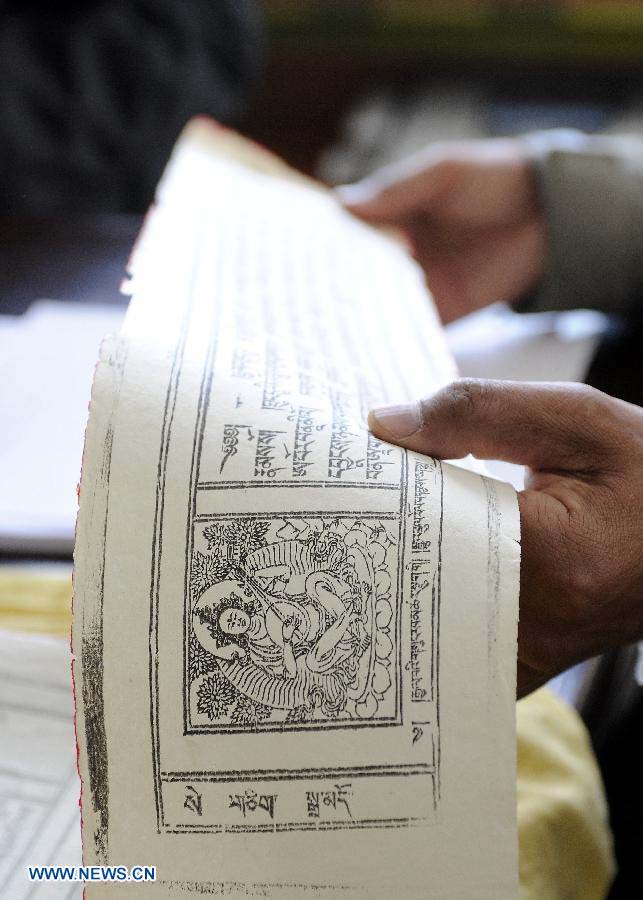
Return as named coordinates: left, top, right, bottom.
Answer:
left=73, top=119, right=520, bottom=898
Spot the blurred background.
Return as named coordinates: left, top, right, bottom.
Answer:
left=245, top=0, right=643, bottom=180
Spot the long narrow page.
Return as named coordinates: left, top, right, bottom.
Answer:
left=73, top=119, right=520, bottom=898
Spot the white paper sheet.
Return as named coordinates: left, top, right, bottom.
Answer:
left=73, top=121, right=520, bottom=898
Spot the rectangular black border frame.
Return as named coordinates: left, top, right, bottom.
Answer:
left=157, top=768, right=437, bottom=834
left=148, top=271, right=444, bottom=836
left=184, top=510, right=404, bottom=736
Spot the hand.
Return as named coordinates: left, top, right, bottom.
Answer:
left=282, top=616, right=297, bottom=642
left=368, top=380, right=643, bottom=697
left=337, top=139, right=545, bottom=323
left=218, top=643, right=246, bottom=662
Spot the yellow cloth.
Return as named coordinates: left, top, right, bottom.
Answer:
left=0, top=569, right=615, bottom=897
left=518, top=688, right=614, bottom=898
left=0, top=566, right=74, bottom=636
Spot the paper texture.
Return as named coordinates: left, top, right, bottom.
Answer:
left=73, top=120, right=520, bottom=897
left=0, top=631, right=82, bottom=898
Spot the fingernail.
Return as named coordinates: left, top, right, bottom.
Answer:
left=334, top=182, right=374, bottom=206
left=368, top=402, right=422, bottom=439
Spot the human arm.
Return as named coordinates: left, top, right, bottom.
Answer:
left=311, top=606, right=355, bottom=662
left=281, top=617, right=298, bottom=679
left=339, top=131, right=643, bottom=322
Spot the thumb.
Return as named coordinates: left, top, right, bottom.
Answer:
left=335, top=159, right=448, bottom=225
left=368, top=379, right=616, bottom=472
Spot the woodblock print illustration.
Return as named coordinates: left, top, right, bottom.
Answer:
left=186, top=515, right=399, bottom=731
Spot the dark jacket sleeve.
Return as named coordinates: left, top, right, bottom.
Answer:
left=515, top=129, right=643, bottom=318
